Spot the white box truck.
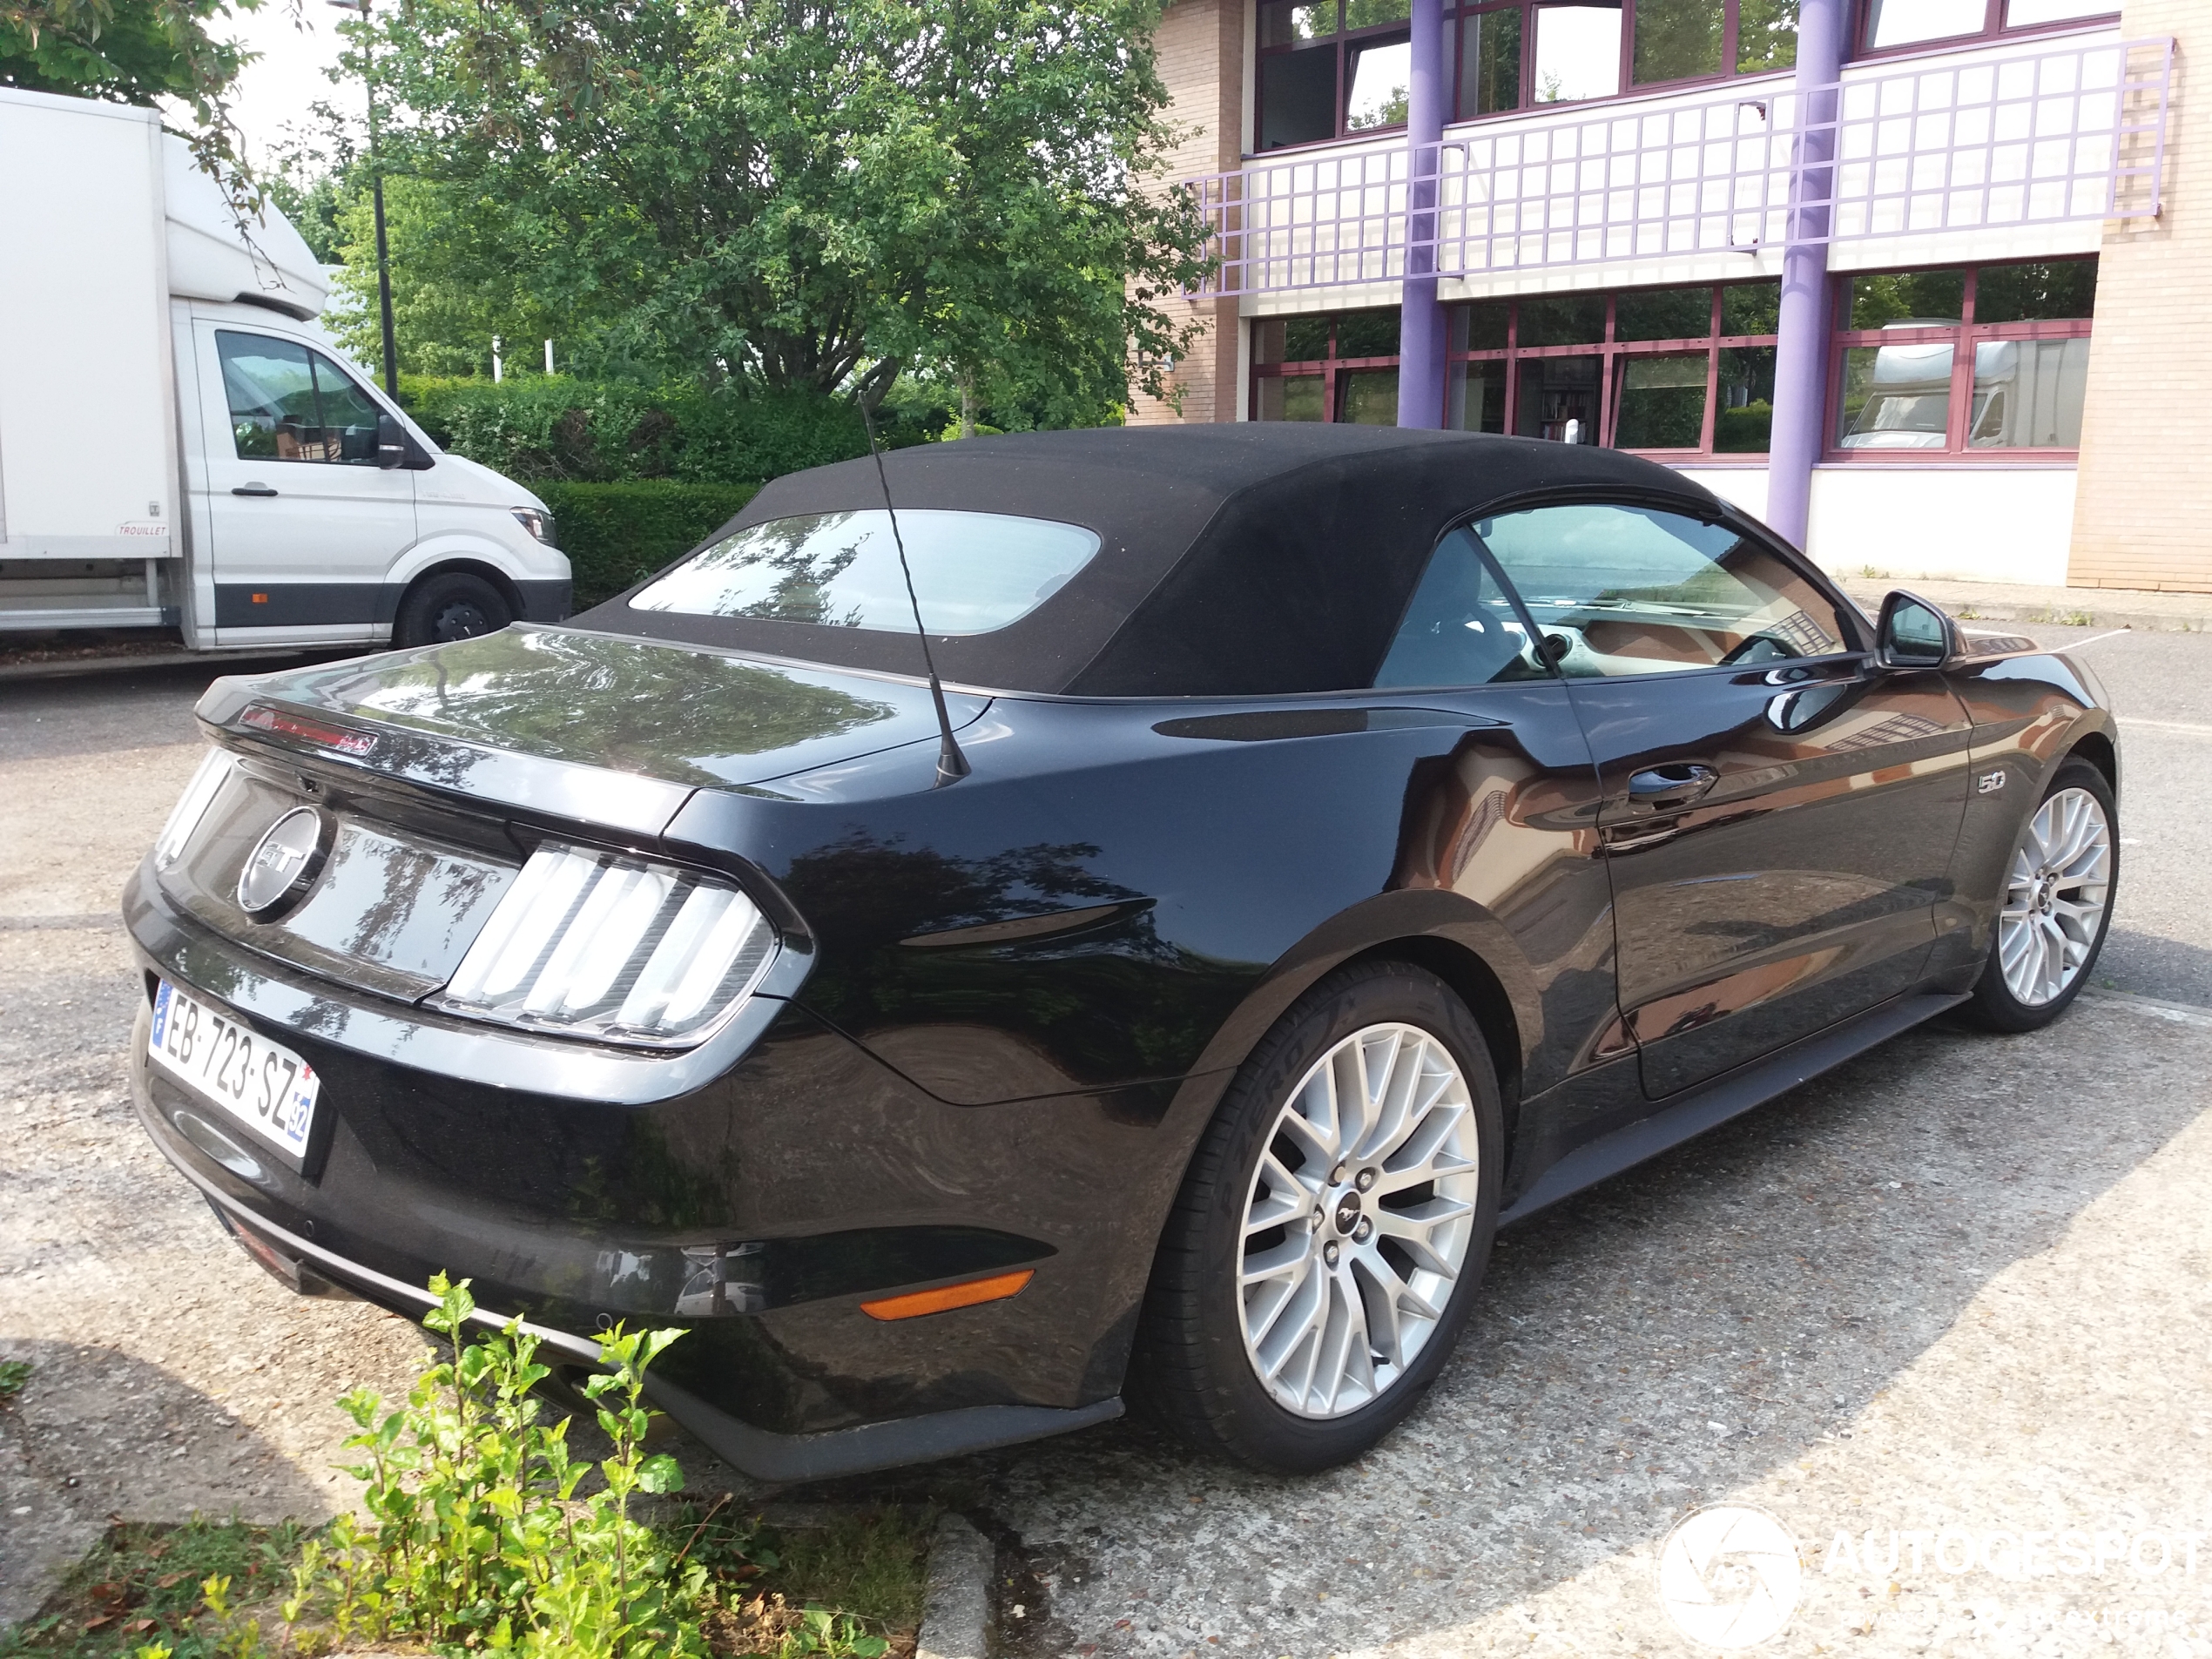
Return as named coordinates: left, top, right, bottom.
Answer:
left=0, top=85, right=570, bottom=651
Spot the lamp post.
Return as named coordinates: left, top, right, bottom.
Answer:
left=327, top=0, right=399, bottom=398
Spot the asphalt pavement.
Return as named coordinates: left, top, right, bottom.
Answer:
left=1, top=626, right=2209, bottom=1656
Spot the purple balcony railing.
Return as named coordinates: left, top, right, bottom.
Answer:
left=1183, top=35, right=2172, bottom=298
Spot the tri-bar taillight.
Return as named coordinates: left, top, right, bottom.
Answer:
left=435, top=844, right=778, bottom=1048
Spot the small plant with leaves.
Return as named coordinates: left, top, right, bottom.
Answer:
left=0, top=1357, right=30, bottom=1406
left=281, top=1273, right=697, bottom=1657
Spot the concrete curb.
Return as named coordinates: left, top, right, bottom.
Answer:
left=0, top=648, right=327, bottom=685
left=2081, top=986, right=2212, bottom=1028
left=914, top=1513, right=993, bottom=1659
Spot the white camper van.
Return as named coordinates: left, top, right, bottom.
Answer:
left=0, top=86, right=569, bottom=651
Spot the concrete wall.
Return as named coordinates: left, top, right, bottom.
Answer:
left=2068, top=4, right=2209, bottom=590
left=1683, top=466, right=2080, bottom=587
left=1128, top=0, right=1244, bottom=427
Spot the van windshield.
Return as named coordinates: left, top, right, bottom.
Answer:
left=629, top=509, right=1102, bottom=637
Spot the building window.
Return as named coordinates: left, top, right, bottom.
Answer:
left=1251, top=308, right=1405, bottom=421
left=1258, top=1, right=1801, bottom=149
left=1858, top=0, right=2116, bottom=55
left=1447, top=1, right=1799, bottom=127
left=1258, top=0, right=1416, bottom=151
left=1447, top=282, right=1779, bottom=454
left=1252, top=283, right=1780, bottom=455
left=1830, top=260, right=2096, bottom=455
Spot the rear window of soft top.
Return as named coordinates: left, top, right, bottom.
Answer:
left=629, top=509, right=1102, bottom=637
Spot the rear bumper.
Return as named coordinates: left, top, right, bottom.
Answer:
left=154, top=1129, right=1119, bottom=1482
left=122, top=859, right=1170, bottom=1469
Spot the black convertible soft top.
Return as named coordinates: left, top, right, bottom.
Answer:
left=572, top=424, right=1725, bottom=697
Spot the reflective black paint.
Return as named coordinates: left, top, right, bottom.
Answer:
left=124, top=466, right=2120, bottom=1476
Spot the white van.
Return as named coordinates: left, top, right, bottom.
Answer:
left=0, top=86, right=569, bottom=651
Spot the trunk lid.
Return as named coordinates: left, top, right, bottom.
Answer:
left=167, top=626, right=985, bottom=1003
left=200, top=624, right=988, bottom=823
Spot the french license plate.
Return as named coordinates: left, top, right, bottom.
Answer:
left=148, top=980, right=320, bottom=1162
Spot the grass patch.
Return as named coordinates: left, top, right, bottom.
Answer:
left=1, top=1511, right=927, bottom=1659
left=0, top=1359, right=30, bottom=1406
left=756, top=1512, right=929, bottom=1635
left=1, top=1281, right=928, bottom=1659
left=0, top=1520, right=303, bottom=1659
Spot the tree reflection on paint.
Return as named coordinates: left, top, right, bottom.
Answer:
left=785, top=831, right=1256, bottom=1090
left=298, top=628, right=900, bottom=783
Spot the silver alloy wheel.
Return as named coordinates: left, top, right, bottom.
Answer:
left=1997, top=785, right=2114, bottom=1008
left=1238, top=1022, right=1480, bottom=1419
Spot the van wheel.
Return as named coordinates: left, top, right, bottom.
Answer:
left=1132, top=961, right=1502, bottom=1473
left=395, top=572, right=512, bottom=647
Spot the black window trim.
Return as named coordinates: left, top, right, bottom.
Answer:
left=1371, top=484, right=1873, bottom=691
left=216, top=328, right=395, bottom=469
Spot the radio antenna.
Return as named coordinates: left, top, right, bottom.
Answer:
left=858, top=396, right=971, bottom=787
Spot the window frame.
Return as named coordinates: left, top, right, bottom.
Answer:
left=1251, top=284, right=1781, bottom=457
left=1824, top=260, right=2096, bottom=462
left=1426, top=490, right=1871, bottom=687
left=1851, top=0, right=2120, bottom=64
left=1255, top=0, right=1420, bottom=151
left=1252, top=0, right=2122, bottom=158
left=217, top=329, right=391, bottom=467
left=1250, top=311, right=1405, bottom=422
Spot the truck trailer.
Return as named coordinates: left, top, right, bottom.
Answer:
left=0, top=85, right=569, bottom=651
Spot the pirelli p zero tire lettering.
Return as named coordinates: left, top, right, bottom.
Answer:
left=1134, top=961, right=1504, bottom=1473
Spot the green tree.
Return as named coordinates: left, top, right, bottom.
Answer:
left=354, top=0, right=1210, bottom=411
left=2, top=0, right=251, bottom=115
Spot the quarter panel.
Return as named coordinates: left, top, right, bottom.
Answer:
left=1937, top=650, right=2115, bottom=981
left=664, top=689, right=1613, bottom=1109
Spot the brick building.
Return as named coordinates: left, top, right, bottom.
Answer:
left=1130, top=0, right=2205, bottom=592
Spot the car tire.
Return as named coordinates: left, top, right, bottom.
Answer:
left=394, top=571, right=513, bottom=648
left=1133, top=960, right=1503, bottom=1473
left=1960, top=754, right=2118, bottom=1033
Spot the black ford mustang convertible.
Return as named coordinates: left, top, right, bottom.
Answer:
left=127, top=426, right=2118, bottom=1477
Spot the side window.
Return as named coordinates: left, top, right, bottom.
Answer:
left=310, top=352, right=385, bottom=463
left=1474, top=502, right=1851, bottom=677
left=219, top=332, right=317, bottom=462
left=1374, top=528, right=1552, bottom=687
left=217, top=332, right=387, bottom=465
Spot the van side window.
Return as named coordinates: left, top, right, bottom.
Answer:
left=218, top=332, right=384, bottom=464
left=1474, top=502, right=1850, bottom=677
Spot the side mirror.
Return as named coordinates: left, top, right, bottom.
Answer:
left=1876, top=590, right=1959, bottom=669
left=376, top=410, right=408, bottom=470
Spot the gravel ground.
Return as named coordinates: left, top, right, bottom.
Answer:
left=1, top=627, right=2208, bottom=1655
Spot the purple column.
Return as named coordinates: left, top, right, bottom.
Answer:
left=1395, top=0, right=1446, bottom=429
left=1765, top=0, right=1845, bottom=550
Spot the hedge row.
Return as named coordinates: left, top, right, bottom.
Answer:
left=402, top=375, right=903, bottom=486
left=537, top=480, right=759, bottom=609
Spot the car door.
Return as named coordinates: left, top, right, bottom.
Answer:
left=1366, top=526, right=1634, bottom=1162
left=196, top=322, right=415, bottom=645
left=1471, top=499, right=1973, bottom=1100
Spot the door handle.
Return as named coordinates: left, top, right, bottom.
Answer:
left=1626, top=764, right=1718, bottom=806
left=232, top=483, right=279, bottom=497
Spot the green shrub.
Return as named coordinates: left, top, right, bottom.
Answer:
left=401, top=376, right=900, bottom=487
left=284, top=1274, right=708, bottom=1657
left=538, top=480, right=759, bottom=610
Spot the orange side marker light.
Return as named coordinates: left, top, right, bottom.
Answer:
left=860, top=1269, right=1034, bottom=1322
